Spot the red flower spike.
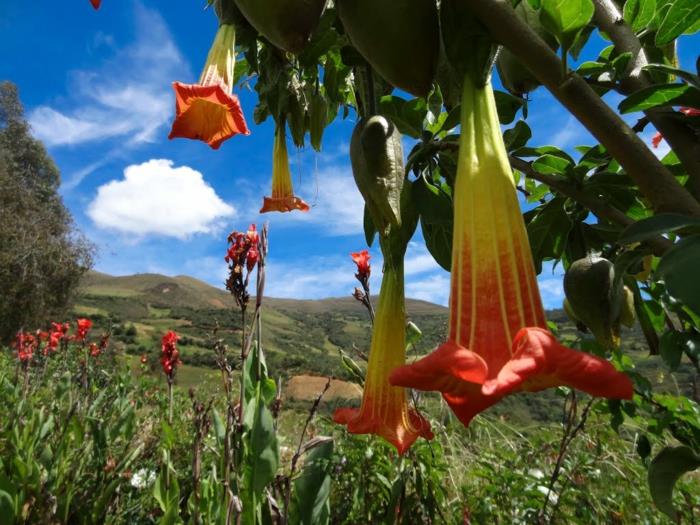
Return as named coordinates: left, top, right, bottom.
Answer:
left=168, top=24, right=249, bottom=149
left=76, top=318, right=93, bottom=341
left=160, top=330, right=181, bottom=378
left=351, top=250, right=371, bottom=279
left=333, top=265, right=433, bottom=454
left=390, top=76, right=632, bottom=428
left=260, top=121, right=310, bottom=214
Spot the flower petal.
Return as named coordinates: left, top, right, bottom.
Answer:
left=259, top=195, right=310, bottom=214
left=482, top=327, right=633, bottom=400
left=389, top=340, right=488, bottom=396
left=168, top=82, right=249, bottom=149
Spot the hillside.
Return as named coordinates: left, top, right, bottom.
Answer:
left=74, top=271, right=696, bottom=421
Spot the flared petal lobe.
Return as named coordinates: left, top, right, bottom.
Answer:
left=333, top=265, right=433, bottom=454
left=168, top=24, right=249, bottom=149
left=168, top=82, right=249, bottom=149
left=390, top=75, right=632, bottom=427
left=260, top=122, right=310, bottom=214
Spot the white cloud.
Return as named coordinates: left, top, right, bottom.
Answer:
left=88, top=159, right=235, bottom=238
left=29, top=3, right=186, bottom=148
left=405, top=273, right=451, bottom=305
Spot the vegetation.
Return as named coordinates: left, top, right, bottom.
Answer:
left=0, top=82, right=93, bottom=344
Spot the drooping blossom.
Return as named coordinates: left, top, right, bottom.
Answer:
left=390, top=75, right=633, bottom=427
left=90, top=0, right=101, bottom=9
left=351, top=250, right=371, bottom=280
left=651, top=107, right=700, bottom=148
left=160, top=330, right=181, bottom=380
left=334, top=261, right=433, bottom=454
left=76, top=318, right=93, bottom=341
left=260, top=120, right=310, bottom=213
left=168, top=22, right=249, bottom=149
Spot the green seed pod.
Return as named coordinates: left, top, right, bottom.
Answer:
left=308, top=91, right=328, bottom=152
left=350, top=116, right=404, bottom=237
left=233, top=0, right=327, bottom=54
left=619, top=285, right=637, bottom=328
left=495, top=1, right=558, bottom=97
left=563, top=255, right=623, bottom=348
left=337, top=0, right=439, bottom=97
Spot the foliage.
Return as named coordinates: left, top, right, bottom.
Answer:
left=0, top=82, right=94, bottom=343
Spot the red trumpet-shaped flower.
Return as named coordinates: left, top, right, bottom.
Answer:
left=260, top=120, right=310, bottom=214
left=390, top=76, right=633, bottom=427
left=351, top=250, right=371, bottom=280
left=169, top=24, right=249, bottom=149
left=651, top=107, right=700, bottom=149
left=90, top=0, right=101, bottom=9
left=334, top=262, right=433, bottom=454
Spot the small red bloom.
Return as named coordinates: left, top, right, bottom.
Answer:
left=140, top=355, right=148, bottom=365
left=89, top=343, right=101, bottom=358
left=76, top=318, right=93, bottom=341
left=15, top=333, right=36, bottom=363
left=351, top=250, right=371, bottom=280
left=160, top=330, right=181, bottom=379
left=246, top=246, right=259, bottom=272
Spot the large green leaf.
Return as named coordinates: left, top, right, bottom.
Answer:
left=655, top=0, right=700, bottom=45
left=503, top=120, right=532, bottom=151
left=656, top=235, right=700, bottom=314
left=378, top=96, right=427, bottom=138
left=414, top=177, right=453, bottom=271
left=619, top=84, right=700, bottom=113
left=619, top=213, right=700, bottom=244
left=648, top=446, right=700, bottom=519
left=540, top=0, right=595, bottom=51
left=623, top=0, right=657, bottom=33
left=526, top=197, right=573, bottom=273
left=292, top=440, right=334, bottom=525
left=244, top=396, right=279, bottom=496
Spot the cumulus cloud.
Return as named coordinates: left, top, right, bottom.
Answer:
left=88, top=159, right=235, bottom=238
left=29, top=3, right=186, bottom=148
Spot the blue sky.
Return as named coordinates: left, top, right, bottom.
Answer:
left=1, top=1, right=697, bottom=308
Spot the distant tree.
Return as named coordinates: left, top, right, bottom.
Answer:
left=0, top=81, right=94, bottom=343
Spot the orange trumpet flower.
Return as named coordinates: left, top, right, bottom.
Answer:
left=334, top=260, right=433, bottom=454
left=260, top=120, right=310, bottom=213
left=169, top=24, right=249, bottom=149
left=390, top=75, right=633, bottom=427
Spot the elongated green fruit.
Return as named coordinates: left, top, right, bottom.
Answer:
left=233, top=0, right=327, bottom=54
left=337, top=0, right=439, bottom=97
left=564, top=255, right=630, bottom=348
left=496, top=1, right=558, bottom=96
left=350, top=116, right=404, bottom=237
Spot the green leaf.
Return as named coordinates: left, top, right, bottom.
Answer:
left=503, top=120, right=532, bottom=151
left=619, top=84, right=700, bottom=113
left=619, top=213, right=700, bottom=244
left=532, top=154, right=573, bottom=175
left=364, top=204, right=377, bottom=247
left=659, top=330, right=686, bottom=371
left=493, top=90, right=524, bottom=124
left=623, top=0, right=657, bottom=33
left=540, top=0, right=595, bottom=51
left=244, top=395, right=279, bottom=496
left=526, top=198, right=573, bottom=273
left=415, top=177, right=453, bottom=271
left=378, top=96, right=427, bottom=138
left=0, top=490, right=14, bottom=524
left=656, top=235, right=700, bottom=314
left=655, top=0, right=700, bottom=45
left=643, top=64, right=700, bottom=89
left=648, top=446, right=700, bottom=519
left=292, top=440, right=334, bottom=525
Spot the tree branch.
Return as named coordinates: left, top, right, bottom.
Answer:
left=464, top=0, right=700, bottom=217
left=510, top=155, right=674, bottom=255
left=591, top=0, right=700, bottom=202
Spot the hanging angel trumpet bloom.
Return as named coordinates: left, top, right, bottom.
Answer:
left=259, top=120, right=310, bottom=213
left=168, top=8, right=249, bottom=149
left=390, top=75, right=633, bottom=427
left=90, top=0, right=101, bottom=9
left=334, top=115, right=433, bottom=453
left=334, top=254, right=433, bottom=454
